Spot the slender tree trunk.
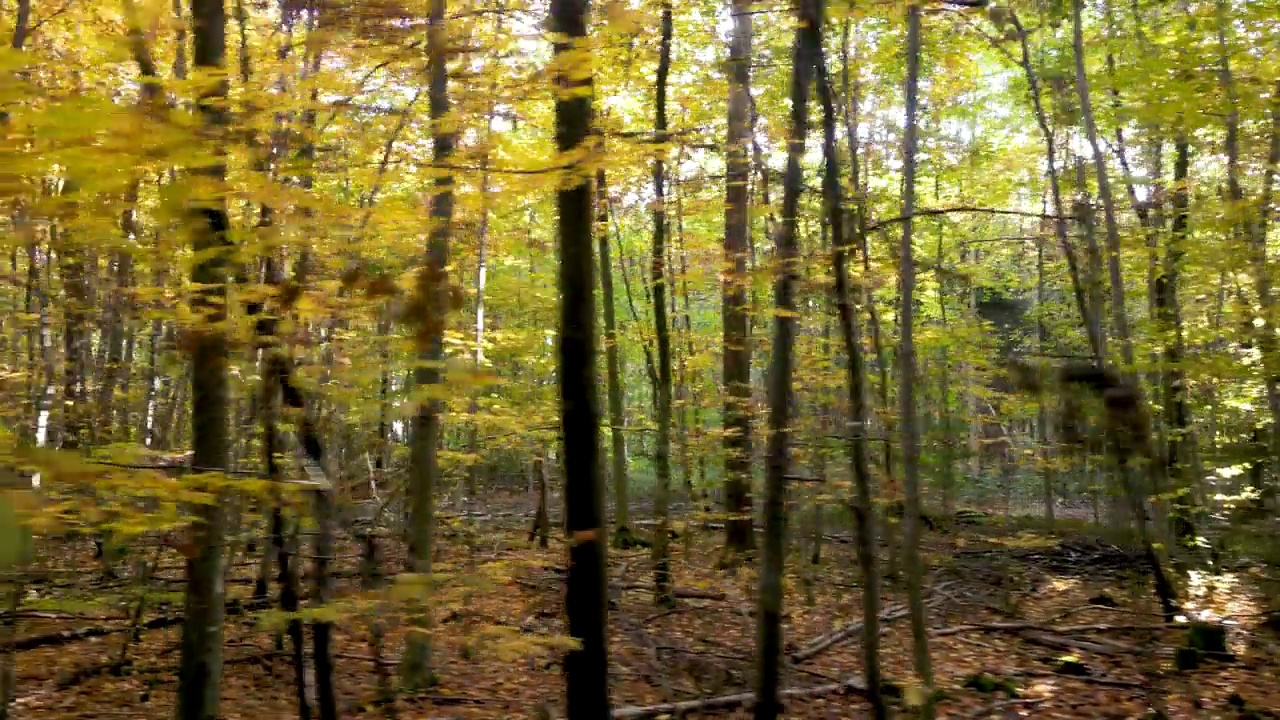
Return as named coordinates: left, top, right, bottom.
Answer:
left=403, top=0, right=454, bottom=688
left=1072, top=0, right=1133, bottom=369
left=530, top=455, right=550, bottom=549
left=1159, top=135, right=1190, bottom=509
left=1009, top=9, right=1099, bottom=362
left=755, top=1, right=813, bottom=715
left=596, top=170, right=630, bottom=544
left=649, top=0, right=675, bottom=609
left=839, top=27, right=895, bottom=548
left=1038, top=226, right=1055, bottom=528
left=722, top=0, right=755, bottom=560
left=465, top=101, right=497, bottom=516
left=550, top=0, right=610, bottom=716
left=899, top=5, right=935, bottom=715
left=177, top=0, right=231, bottom=716
left=815, top=16, right=884, bottom=719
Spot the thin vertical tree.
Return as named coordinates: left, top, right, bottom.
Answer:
left=814, top=9, right=885, bottom=717
left=756, top=0, right=814, bottom=715
left=596, top=169, right=630, bottom=545
left=403, top=0, right=455, bottom=688
left=899, top=3, right=936, bottom=716
left=650, top=0, right=675, bottom=607
left=551, top=0, right=610, bottom=716
left=722, top=0, right=755, bottom=559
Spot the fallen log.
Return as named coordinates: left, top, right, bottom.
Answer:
left=1018, top=629, right=1132, bottom=655
left=608, top=676, right=868, bottom=720
left=5, top=597, right=273, bottom=652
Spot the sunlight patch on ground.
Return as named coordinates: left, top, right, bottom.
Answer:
left=1046, top=576, right=1081, bottom=593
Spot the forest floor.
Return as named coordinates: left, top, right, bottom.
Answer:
left=9, top=509, right=1280, bottom=720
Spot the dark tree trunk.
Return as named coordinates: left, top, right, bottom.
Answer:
left=722, top=0, right=755, bottom=559
left=550, top=0, right=610, bottom=716
left=650, top=0, right=675, bottom=609
left=1158, top=135, right=1190, bottom=508
left=176, top=0, right=231, bottom=717
left=755, top=1, right=813, bottom=715
left=899, top=5, right=936, bottom=716
left=815, top=13, right=885, bottom=719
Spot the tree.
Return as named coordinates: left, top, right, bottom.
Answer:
left=551, top=0, right=610, bottom=716
left=177, top=0, right=232, bottom=717
left=898, top=3, right=936, bottom=716
left=402, top=0, right=455, bottom=688
left=596, top=168, right=631, bottom=546
left=814, top=9, right=885, bottom=718
left=650, top=0, right=675, bottom=608
left=756, top=0, right=814, bottom=715
left=721, top=0, right=755, bottom=560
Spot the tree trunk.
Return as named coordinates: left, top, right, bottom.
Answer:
left=899, top=5, right=936, bottom=716
left=550, top=0, right=611, bottom=716
left=816, top=15, right=885, bottom=719
left=722, top=0, right=755, bottom=559
left=839, top=25, right=895, bottom=557
left=1009, top=9, right=1098, bottom=362
left=1037, top=210, right=1055, bottom=528
left=530, top=456, right=550, bottom=549
left=1217, top=0, right=1280, bottom=501
left=403, top=0, right=454, bottom=689
left=1072, top=0, right=1176, bottom=619
left=1159, top=134, right=1190, bottom=512
left=175, top=0, right=231, bottom=716
left=755, top=1, right=813, bottom=715
left=649, top=0, right=675, bottom=609
left=596, top=170, right=631, bottom=545
left=1072, top=0, right=1133, bottom=369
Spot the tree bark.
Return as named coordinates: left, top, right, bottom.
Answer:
left=814, top=14, right=885, bottom=719
left=756, top=0, right=813, bottom=715
left=1072, top=0, right=1133, bottom=369
left=403, top=0, right=454, bottom=689
left=899, top=5, right=936, bottom=716
left=1159, top=134, right=1190, bottom=506
left=595, top=170, right=631, bottom=544
left=550, top=0, right=610, bottom=716
left=722, top=0, right=755, bottom=560
left=650, top=0, right=675, bottom=608
left=177, top=1, right=231, bottom=717
left=1008, top=9, right=1099, bottom=363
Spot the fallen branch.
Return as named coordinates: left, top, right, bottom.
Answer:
left=790, top=591, right=948, bottom=665
left=1018, top=630, right=1132, bottom=655
left=608, top=676, right=868, bottom=720
left=790, top=602, right=911, bottom=664
left=618, top=583, right=727, bottom=601
left=934, top=622, right=1153, bottom=638
left=5, top=598, right=273, bottom=652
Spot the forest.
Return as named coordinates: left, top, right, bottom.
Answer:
left=1, top=0, right=1279, bottom=717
